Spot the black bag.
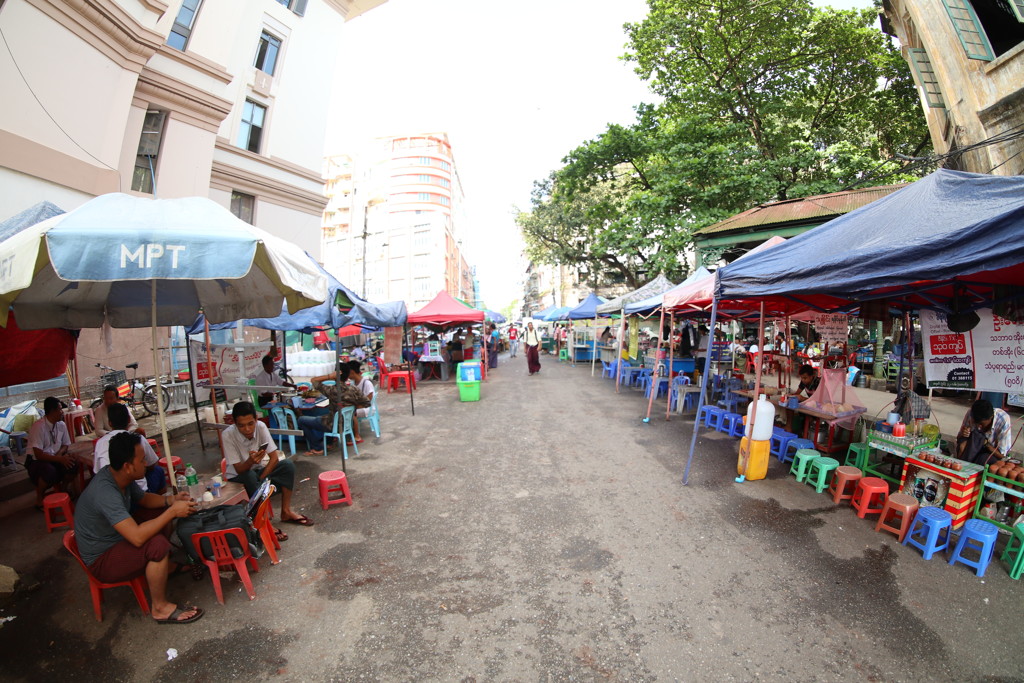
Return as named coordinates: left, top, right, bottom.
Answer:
left=176, top=504, right=262, bottom=563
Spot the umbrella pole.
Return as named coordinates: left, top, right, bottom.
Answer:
left=683, top=298, right=718, bottom=485
left=615, top=311, right=626, bottom=393
left=591, top=316, right=598, bottom=377
left=643, top=307, right=665, bottom=423
left=204, top=318, right=219, bottom=424
left=185, top=338, right=206, bottom=452
left=151, top=282, right=175, bottom=489
left=665, top=312, right=675, bottom=421
left=405, top=324, right=415, bottom=416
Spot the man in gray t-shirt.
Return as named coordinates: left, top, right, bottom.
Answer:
left=73, top=432, right=204, bottom=624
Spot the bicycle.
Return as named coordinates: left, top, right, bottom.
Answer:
left=89, top=362, right=170, bottom=419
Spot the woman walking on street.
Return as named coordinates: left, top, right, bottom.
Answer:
left=524, top=321, right=542, bottom=375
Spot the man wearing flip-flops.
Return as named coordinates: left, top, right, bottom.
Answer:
left=73, top=432, right=204, bottom=624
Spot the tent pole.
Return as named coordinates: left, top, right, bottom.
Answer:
left=665, top=311, right=675, bottom=421
left=643, top=307, right=665, bottom=423
left=204, top=318, right=219, bottom=425
left=406, top=324, right=415, bottom=416
left=614, top=311, right=626, bottom=393
left=591, top=316, right=598, bottom=377
left=683, top=297, right=718, bottom=485
left=740, top=302, right=766, bottom=477
left=184, top=337, right=206, bottom=452
left=151, top=282, right=174, bottom=490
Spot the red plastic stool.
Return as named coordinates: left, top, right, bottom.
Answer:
left=851, top=476, right=889, bottom=519
left=43, top=492, right=74, bottom=533
left=146, top=438, right=162, bottom=458
left=827, top=466, right=862, bottom=504
left=158, top=456, right=184, bottom=476
left=874, top=492, right=919, bottom=542
left=318, top=470, right=352, bottom=510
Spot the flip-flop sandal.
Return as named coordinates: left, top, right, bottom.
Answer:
left=304, top=450, right=324, bottom=456
left=274, top=528, right=288, bottom=542
left=154, top=605, right=204, bottom=625
left=282, top=515, right=314, bottom=527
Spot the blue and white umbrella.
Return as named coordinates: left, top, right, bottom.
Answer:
left=0, top=193, right=326, bottom=329
left=0, top=193, right=328, bottom=478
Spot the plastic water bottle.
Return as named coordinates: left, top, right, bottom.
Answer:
left=184, top=463, right=200, bottom=499
left=175, top=473, right=187, bottom=495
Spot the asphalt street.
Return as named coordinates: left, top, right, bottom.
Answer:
left=0, top=349, right=1021, bottom=681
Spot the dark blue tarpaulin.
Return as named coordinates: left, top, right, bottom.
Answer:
left=186, top=259, right=406, bottom=334
left=716, top=170, right=1024, bottom=310
left=565, top=292, right=606, bottom=320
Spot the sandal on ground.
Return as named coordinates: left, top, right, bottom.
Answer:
left=154, top=605, right=204, bottom=625
left=304, top=449, right=324, bottom=456
left=282, top=514, right=314, bottom=527
left=274, top=527, right=288, bottom=542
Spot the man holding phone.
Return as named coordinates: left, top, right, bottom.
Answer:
left=222, top=402, right=314, bottom=527
left=957, top=399, right=1011, bottom=465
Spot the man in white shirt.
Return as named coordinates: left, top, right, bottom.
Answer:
left=26, top=396, right=78, bottom=507
left=93, top=385, right=143, bottom=437
left=93, top=403, right=163, bottom=495
left=223, top=402, right=313, bottom=527
left=251, top=354, right=296, bottom=408
left=346, top=361, right=375, bottom=443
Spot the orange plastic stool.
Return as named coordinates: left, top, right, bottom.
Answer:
left=146, top=438, right=162, bottom=457
left=158, top=456, right=183, bottom=475
left=43, top=492, right=74, bottom=533
left=851, top=476, right=889, bottom=519
left=828, top=466, right=862, bottom=504
left=319, top=470, right=352, bottom=510
left=874, top=492, right=919, bottom=542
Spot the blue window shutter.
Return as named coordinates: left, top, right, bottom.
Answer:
left=1008, top=0, right=1024, bottom=22
left=292, top=0, right=308, bottom=16
left=940, top=0, right=996, bottom=61
left=908, top=48, right=946, bottom=108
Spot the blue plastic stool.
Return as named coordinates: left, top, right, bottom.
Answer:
left=727, top=415, right=746, bottom=438
left=948, top=519, right=999, bottom=577
left=782, top=438, right=815, bottom=465
left=770, top=430, right=799, bottom=461
left=902, top=507, right=953, bottom=560
left=719, top=412, right=743, bottom=436
left=699, top=405, right=725, bottom=430
left=789, top=448, right=821, bottom=482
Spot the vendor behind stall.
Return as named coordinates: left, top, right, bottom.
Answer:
left=957, top=399, right=1011, bottom=465
left=796, top=365, right=820, bottom=397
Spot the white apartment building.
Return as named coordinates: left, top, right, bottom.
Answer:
left=323, top=133, right=476, bottom=310
left=0, top=0, right=385, bottom=381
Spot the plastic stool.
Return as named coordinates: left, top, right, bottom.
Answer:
left=318, top=470, right=352, bottom=510
left=770, top=430, right=799, bottom=461
left=850, top=477, right=888, bottom=518
left=999, top=523, right=1024, bottom=580
left=719, top=412, right=743, bottom=436
left=699, top=405, right=725, bottom=430
left=948, top=519, right=999, bottom=577
left=902, top=507, right=953, bottom=560
left=874, top=492, right=919, bottom=542
left=146, top=438, right=162, bottom=458
left=558, top=348, right=569, bottom=362
left=827, top=466, right=862, bottom=504
left=845, top=442, right=870, bottom=468
left=789, top=448, right=820, bottom=483
left=43, top=492, right=74, bottom=533
left=782, top=438, right=815, bottom=465
left=805, top=457, right=839, bottom=493
left=158, top=456, right=184, bottom=475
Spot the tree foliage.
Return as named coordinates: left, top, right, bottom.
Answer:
left=518, top=0, right=931, bottom=283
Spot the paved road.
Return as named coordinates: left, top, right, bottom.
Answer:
left=1, top=351, right=1021, bottom=681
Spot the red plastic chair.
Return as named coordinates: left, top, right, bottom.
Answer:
left=63, top=530, right=150, bottom=621
left=252, top=495, right=280, bottom=565
left=191, top=528, right=259, bottom=604
left=745, top=352, right=758, bottom=374
left=378, top=355, right=416, bottom=394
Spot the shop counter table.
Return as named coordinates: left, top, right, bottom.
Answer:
left=899, top=453, right=982, bottom=530
left=598, top=345, right=619, bottom=363
left=862, top=430, right=939, bottom=484
left=572, top=342, right=597, bottom=362
left=643, top=355, right=696, bottom=376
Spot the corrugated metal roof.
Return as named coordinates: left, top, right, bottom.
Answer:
left=698, top=183, right=908, bottom=235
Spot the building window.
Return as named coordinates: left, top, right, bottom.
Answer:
left=439, top=195, right=451, bottom=206
left=254, top=31, right=282, bottom=75
left=418, top=156, right=431, bottom=165
left=414, top=277, right=431, bottom=295
left=237, top=100, right=267, bottom=153
left=231, top=191, right=255, bottom=224
left=908, top=48, right=946, bottom=108
left=167, top=0, right=202, bottom=51
left=417, top=192, right=430, bottom=201
left=131, top=110, right=166, bottom=194
left=440, top=160, right=451, bottom=171
left=414, top=230, right=431, bottom=249
left=418, top=174, right=430, bottom=182
left=276, top=0, right=308, bottom=16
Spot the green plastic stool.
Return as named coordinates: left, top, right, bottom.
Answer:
left=806, top=456, right=840, bottom=493
left=1000, top=523, right=1024, bottom=580
left=789, top=448, right=821, bottom=483
left=559, top=348, right=570, bottom=362
left=845, top=442, right=870, bottom=468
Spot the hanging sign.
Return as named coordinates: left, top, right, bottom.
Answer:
left=813, top=313, right=849, bottom=345
left=629, top=318, right=639, bottom=359
left=383, top=326, right=403, bottom=365
left=920, top=308, right=1024, bottom=393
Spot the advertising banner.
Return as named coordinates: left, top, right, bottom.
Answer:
left=920, top=308, right=1024, bottom=393
left=188, top=340, right=265, bottom=394
left=813, top=313, right=849, bottom=345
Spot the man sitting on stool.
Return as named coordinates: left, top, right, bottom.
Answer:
left=223, top=402, right=313, bottom=527
left=26, top=396, right=78, bottom=509
left=93, top=385, right=147, bottom=438
left=93, top=403, right=165, bottom=499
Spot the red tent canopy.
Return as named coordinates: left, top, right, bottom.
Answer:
left=407, top=291, right=485, bottom=330
left=1, top=311, right=77, bottom=388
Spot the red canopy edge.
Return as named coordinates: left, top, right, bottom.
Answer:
left=1, top=311, right=77, bottom=388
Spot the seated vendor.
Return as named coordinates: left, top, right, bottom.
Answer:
left=93, top=385, right=146, bottom=438
left=26, top=397, right=78, bottom=508
left=796, top=365, right=820, bottom=398
left=957, top=399, right=1011, bottom=466
left=298, top=367, right=353, bottom=455
left=252, top=354, right=296, bottom=408
left=347, top=361, right=374, bottom=444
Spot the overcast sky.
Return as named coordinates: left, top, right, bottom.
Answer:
left=327, top=0, right=876, bottom=313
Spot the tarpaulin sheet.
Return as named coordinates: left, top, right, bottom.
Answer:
left=0, top=312, right=76, bottom=387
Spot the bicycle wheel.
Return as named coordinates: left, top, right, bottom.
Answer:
left=142, top=385, right=170, bottom=416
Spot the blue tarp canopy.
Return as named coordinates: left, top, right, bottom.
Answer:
left=625, top=267, right=711, bottom=316
left=484, top=309, right=507, bottom=323
left=715, top=170, right=1024, bottom=311
left=565, top=292, right=606, bottom=320
left=186, top=260, right=406, bottom=335
left=542, top=306, right=572, bottom=321
left=532, top=305, right=557, bottom=320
